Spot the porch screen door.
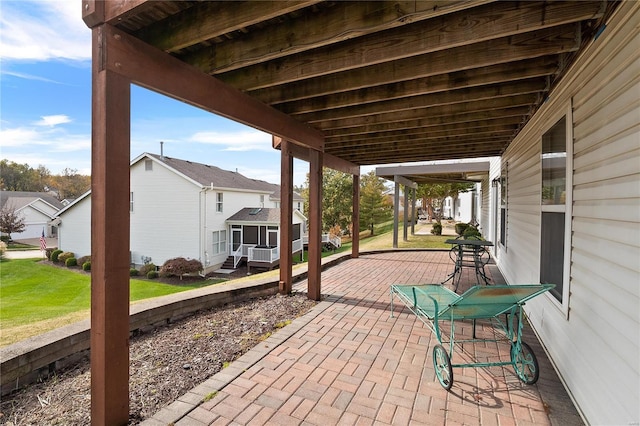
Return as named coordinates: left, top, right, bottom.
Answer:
left=232, top=227, right=241, bottom=251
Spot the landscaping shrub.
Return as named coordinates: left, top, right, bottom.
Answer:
left=58, top=251, right=75, bottom=264
left=0, top=235, right=9, bottom=243
left=160, top=257, right=203, bottom=277
left=45, top=247, right=57, bottom=260
left=431, top=223, right=443, bottom=235
left=82, top=261, right=91, bottom=271
left=463, top=225, right=482, bottom=239
left=455, top=222, right=469, bottom=236
left=147, top=270, right=158, bottom=279
left=65, top=257, right=77, bottom=267
left=139, top=262, right=157, bottom=276
left=50, top=249, right=63, bottom=263
left=130, top=268, right=139, bottom=277
left=77, top=255, right=91, bottom=267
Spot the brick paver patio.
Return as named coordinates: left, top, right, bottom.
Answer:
left=143, top=251, right=583, bottom=425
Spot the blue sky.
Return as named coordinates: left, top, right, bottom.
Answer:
left=0, top=0, right=315, bottom=186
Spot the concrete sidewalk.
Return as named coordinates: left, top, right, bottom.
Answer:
left=143, top=251, right=583, bottom=425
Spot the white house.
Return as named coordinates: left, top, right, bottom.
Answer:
left=479, top=5, right=639, bottom=424
left=55, top=153, right=306, bottom=273
left=0, top=191, right=64, bottom=240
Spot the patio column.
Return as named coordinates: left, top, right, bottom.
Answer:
left=90, top=25, right=131, bottom=426
left=352, top=174, right=360, bottom=258
left=308, top=148, right=323, bottom=301
left=393, top=182, right=400, bottom=248
left=279, top=139, right=293, bottom=294
left=403, top=185, right=409, bottom=241
left=411, top=187, right=416, bottom=235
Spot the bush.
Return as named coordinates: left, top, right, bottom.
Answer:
left=455, top=223, right=469, bottom=236
left=50, top=249, right=63, bottom=263
left=147, top=270, right=158, bottom=279
left=160, top=257, right=203, bottom=278
left=65, top=257, right=77, bottom=267
left=58, top=251, right=75, bottom=263
left=82, top=261, right=91, bottom=271
left=77, top=255, right=91, bottom=267
left=139, top=263, right=157, bottom=276
left=0, top=236, right=10, bottom=243
left=45, top=247, right=57, bottom=260
left=463, top=225, right=482, bottom=239
left=431, top=223, right=443, bottom=235
left=0, top=241, right=6, bottom=259
left=130, top=268, right=139, bottom=277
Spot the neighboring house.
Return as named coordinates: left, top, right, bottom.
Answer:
left=0, top=191, right=64, bottom=239
left=55, top=153, right=306, bottom=273
left=442, top=184, right=481, bottom=224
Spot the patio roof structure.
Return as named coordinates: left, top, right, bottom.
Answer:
left=81, top=1, right=620, bottom=423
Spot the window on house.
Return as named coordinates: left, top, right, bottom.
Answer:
left=216, top=192, right=223, bottom=213
left=130, top=192, right=134, bottom=212
left=145, top=160, right=153, bottom=171
left=212, top=230, right=227, bottom=255
left=540, top=116, right=570, bottom=304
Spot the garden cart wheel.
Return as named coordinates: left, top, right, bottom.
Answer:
left=511, top=341, right=539, bottom=384
left=433, top=344, right=453, bottom=390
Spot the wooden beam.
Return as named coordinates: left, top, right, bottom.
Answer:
left=325, top=120, right=521, bottom=147
left=183, top=0, right=490, bottom=74
left=394, top=176, right=418, bottom=190
left=323, top=106, right=530, bottom=139
left=308, top=149, right=323, bottom=301
left=273, top=136, right=359, bottom=176
left=82, top=0, right=151, bottom=28
left=221, top=0, right=598, bottom=90
left=325, top=127, right=516, bottom=149
left=273, top=57, right=557, bottom=112
left=90, top=26, right=131, bottom=426
left=315, top=93, right=538, bottom=131
left=137, top=1, right=321, bottom=53
left=279, top=140, right=293, bottom=294
left=297, top=78, right=547, bottom=123
left=248, top=23, right=579, bottom=101
left=101, top=24, right=324, bottom=151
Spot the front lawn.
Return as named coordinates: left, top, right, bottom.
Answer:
left=0, top=258, right=221, bottom=346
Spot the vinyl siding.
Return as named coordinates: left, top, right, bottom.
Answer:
left=58, top=196, right=91, bottom=258
left=496, top=3, right=640, bottom=424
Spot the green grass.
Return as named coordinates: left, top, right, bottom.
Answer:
left=0, top=258, right=219, bottom=345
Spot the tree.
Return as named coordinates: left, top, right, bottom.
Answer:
left=359, top=171, right=392, bottom=236
left=47, top=168, right=91, bottom=200
left=0, top=160, right=50, bottom=192
left=416, top=182, right=475, bottom=223
left=298, top=168, right=353, bottom=234
left=0, top=204, right=26, bottom=240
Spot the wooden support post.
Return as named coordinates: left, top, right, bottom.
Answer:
left=308, top=149, right=323, bottom=301
left=393, top=182, right=400, bottom=248
left=351, top=174, right=360, bottom=258
left=403, top=185, right=409, bottom=241
left=90, top=25, right=131, bottom=426
left=279, top=140, right=293, bottom=294
left=411, top=188, right=417, bottom=235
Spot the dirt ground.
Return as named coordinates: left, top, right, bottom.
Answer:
left=0, top=291, right=317, bottom=425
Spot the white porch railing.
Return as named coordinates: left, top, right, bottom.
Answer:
left=302, top=234, right=341, bottom=248
left=248, top=246, right=279, bottom=263
left=230, top=243, right=256, bottom=268
left=246, top=238, right=303, bottom=264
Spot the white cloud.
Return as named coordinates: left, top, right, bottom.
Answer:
left=34, top=114, right=73, bottom=127
left=189, top=130, right=273, bottom=152
left=0, top=1, right=91, bottom=62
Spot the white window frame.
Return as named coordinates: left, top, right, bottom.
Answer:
left=540, top=103, right=573, bottom=318
left=216, top=192, right=223, bottom=213
left=212, top=230, right=227, bottom=255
